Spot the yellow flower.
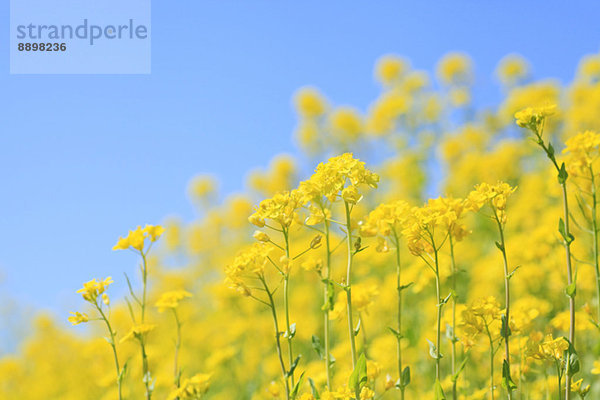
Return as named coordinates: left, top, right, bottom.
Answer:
left=514, top=104, right=557, bottom=130
left=298, top=153, right=379, bottom=205
left=143, top=224, right=165, bottom=242
left=253, top=230, right=270, bottom=242
left=155, top=290, right=193, bottom=312
left=360, top=386, right=375, bottom=400
left=112, top=224, right=164, bottom=251
left=341, top=185, right=361, bottom=204
left=496, top=54, right=529, bottom=86
left=76, top=277, right=113, bottom=302
left=374, top=54, right=409, bottom=85
left=120, top=323, right=156, bottom=343
left=294, top=87, right=327, bottom=118
left=437, top=52, right=472, bottom=85
left=562, top=130, right=600, bottom=177
left=167, top=373, right=211, bottom=400
left=67, top=311, right=89, bottom=326
left=528, top=334, right=569, bottom=361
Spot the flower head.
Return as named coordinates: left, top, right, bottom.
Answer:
left=76, top=276, right=113, bottom=303
left=120, top=323, right=156, bottom=343
left=68, top=311, right=89, bottom=326
left=112, top=224, right=164, bottom=252
left=155, top=290, right=193, bottom=312
left=514, top=104, right=557, bottom=131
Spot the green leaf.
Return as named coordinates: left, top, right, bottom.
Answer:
left=445, top=323, right=455, bottom=342
left=564, top=338, right=580, bottom=375
left=321, top=281, right=335, bottom=311
left=501, top=359, right=517, bottom=391
left=439, top=292, right=452, bottom=306
left=565, top=283, right=577, bottom=298
left=118, top=359, right=129, bottom=384
left=558, top=218, right=575, bottom=245
left=348, top=353, right=368, bottom=392
left=451, top=356, right=468, bottom=382
left=495, top=241, right=505, bottom=252
left=558, top=162, right=569, bottom=184
left=427, top=339, right=442, bottom=359
left=501, top=314, right=511, bottom=339
left=401, top=366, right=411, bottom=388
left=434, top=379, right=446, bottom=400
left=311, top=335, right=324, bottom=360
left=286, top=355, right=302, bottom=378
left=507, top=266, right=520, bottom=281
left=388, top=327, right=402, bottom=338
left=290, top=371, right=305, bottom=398
left=547, top=142, right=555, bottom=159
left=399, top=282, right=414, bottom=292
left=308, top=377, right=320, bottom=399
left=354, top=318, right=361, bottom=337
left=284, top=323, right=297, bottom=339
left=328, top=353, right=336, bottom=367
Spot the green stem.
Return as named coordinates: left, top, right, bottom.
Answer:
left=282, top=227, right=295, bottom=390
left=449, top=234, right=458, bottom=400
left=485, top=323, right=495, bottom=400
left=493, top=209, right=513, bottom=400
left=560, top=181, right=575, bottom=400
left=344, top=201, right=358, bottom=369
left=433, top=245, right=443, bottom=383
left=172, top=309, right=182, bottom=389
left=96, top=303, right=123, bottom=400
left=140, top=251, right=152, bottom=400
left=323, top=216, right=333, bottom=390
left=556, top=360, right=563, bottom=400
left=590, top=166, right=600, bottom=326
left=534, top=128, right=575, bottom=400
left=140, top=337, right=151, bottom=400
left=393, top=230, right=405, bottom=400
left=261, top=276, right=291, bottom=400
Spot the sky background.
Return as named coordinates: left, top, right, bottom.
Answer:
left=1, top=1, right=599, bottom=341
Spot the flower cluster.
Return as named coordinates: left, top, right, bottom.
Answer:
left=112, top=224, right=165, bottom=252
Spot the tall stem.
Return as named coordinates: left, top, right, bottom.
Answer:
left=449, top=235, right=458, bottom=400
left=590, top=166, right=600, bottom=325
left=560, top=181, right=575, bottom=400
left=344, top=201, right=358, bottom=369
left=282, top=227, right=295, bottom=388
left=262, top=277, right=291, bottom=400
left=533, top=129, right=575, bottom=400
left=493, top=209, right=513, bottom=400
left=140, top=251, right=152, bottom=400
left=323, top=214, right=333, bottom=390
left=96, top=304, right=122, bottom=400
left=485, top=324, right=495, bottom=400
left=172, top=309, right=182, bottom=389
left=393, top=230, right=405, bottom=400
left=433, top=246, right=442, bottom=383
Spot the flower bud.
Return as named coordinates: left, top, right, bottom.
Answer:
left=253, top=230, right=270, bottom=242
left=310, top=235, right=322, bottom=249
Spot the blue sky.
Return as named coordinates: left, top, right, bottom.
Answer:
left=0, top=1, right=599, bottom=326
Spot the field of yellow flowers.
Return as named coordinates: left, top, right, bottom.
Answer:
left=3, top=51, right=600, bottom=400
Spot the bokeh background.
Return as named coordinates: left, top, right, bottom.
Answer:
left=1, top=0, right=599, bottom=378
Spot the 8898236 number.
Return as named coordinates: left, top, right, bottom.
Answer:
left=18, top=43, right=67, bottom=52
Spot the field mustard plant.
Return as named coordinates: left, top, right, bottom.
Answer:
left=515, top=105, right=580, bottom=400
left=71, top=276, right=124, bottom=400
left=466, top=181, right=517, bottom=399
left=156, top=289, right=193, bottom=393
left=361, top=200, right=411, bottom=399
left=402, top=197, right=463, bottom=398
left=10, top=51, right=600, bottom=400
left=113, top=224, right=165, bottom=400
